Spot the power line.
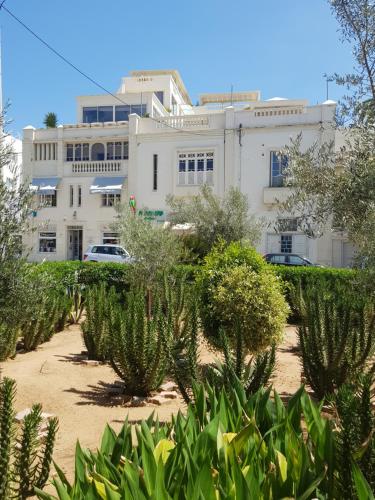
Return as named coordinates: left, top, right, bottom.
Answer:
left=1, top=4, right=213, bottom=137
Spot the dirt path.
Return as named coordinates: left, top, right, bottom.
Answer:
left=0, top=323, right=301, bottom=478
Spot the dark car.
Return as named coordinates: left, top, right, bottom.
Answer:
left=264, top=253, right=319, bottom=266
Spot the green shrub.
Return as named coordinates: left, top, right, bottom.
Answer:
left=81, top=284, right=118, bottom=361
left=0, top=377, right=58, bottom=499
left=274, top=265, right=358, bottom=321
left=213, top=265, right=289, bottom=353
left=298, top=287, right=375, bottom=398
left=197, top=241, right=269, bottom=343
left=107, top=291, right=168, bottom=396
left=36, top=383, right=373, bottom=500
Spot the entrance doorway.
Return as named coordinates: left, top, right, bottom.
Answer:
left=67, top=227, right=83, bottom=260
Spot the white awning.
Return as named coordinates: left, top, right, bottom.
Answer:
left=90, top=176, right=126, bottom=194
left=30, top=177, right=61, bottom=195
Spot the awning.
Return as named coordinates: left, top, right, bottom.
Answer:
left=90, top=176, right=126, bottom=194
left=30, top=177, right=61, bottom=195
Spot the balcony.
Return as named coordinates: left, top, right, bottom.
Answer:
left=263, top=186, right=292, bottom=205
left=66, top=160, right=128, bottom=175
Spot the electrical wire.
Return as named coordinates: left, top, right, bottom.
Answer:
left=1, top=4, right=214, bottom=137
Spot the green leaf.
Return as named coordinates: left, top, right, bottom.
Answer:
left=352, top=462, right=375, bottom=500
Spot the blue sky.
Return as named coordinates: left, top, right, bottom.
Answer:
left=2, top=0, right=354, bottom=136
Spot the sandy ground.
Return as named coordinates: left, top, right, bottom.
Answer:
left=0, top=323, right=301, bottom=480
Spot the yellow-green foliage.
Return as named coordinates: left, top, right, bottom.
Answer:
left=214, top=265, right=289, bottom=353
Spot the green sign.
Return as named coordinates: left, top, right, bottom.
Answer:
left=138, top=210, right=165, bottom=221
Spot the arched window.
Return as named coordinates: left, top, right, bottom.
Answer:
left=91, top=143, right=105, bottom=161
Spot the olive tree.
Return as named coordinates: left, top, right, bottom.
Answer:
left=166, top=185, right=261, bottom=256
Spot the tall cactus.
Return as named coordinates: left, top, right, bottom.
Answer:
left=81, top=283, right=118, bottom=361
left=298, top=289, right=375, bottom=399
left=0, top=377, right=58, bottom=499
left=107, top=291, right=168, bottom=396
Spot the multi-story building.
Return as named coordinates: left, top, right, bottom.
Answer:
left=22, top=69, right=353, bottom=266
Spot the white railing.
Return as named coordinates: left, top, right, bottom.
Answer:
left=155, top=116, right=209, bottom=129
left=70, top=160, right=124, bottom=174
left=254, top=108, right=304, bottom=118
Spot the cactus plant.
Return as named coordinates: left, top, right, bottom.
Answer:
left=0, top=323, right=19, bottom=361
left=66, top=283, right=85, bottom=324
left=81, top=284, right=118, bottom=361
left=298, top=288, right=375, bottom=398
left=107, top=291, right=168, bottom=395
left=0, top=377, right=58, bottom=499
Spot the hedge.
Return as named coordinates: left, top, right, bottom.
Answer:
left=30, top=261, right=357, bottom=319
left=30, top=261, right=197, bottom=292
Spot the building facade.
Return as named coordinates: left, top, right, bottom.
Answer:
left=22, top=69, right=353, bottom=266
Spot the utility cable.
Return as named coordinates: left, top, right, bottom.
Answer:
left=1, top=4, right=213, bottom=137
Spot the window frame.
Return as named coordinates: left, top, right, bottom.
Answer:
left=38, top=232, right=57, bottom=253
left=270, top=151, right=289, bottom=187
left=101, top=193, right=121, bottom=207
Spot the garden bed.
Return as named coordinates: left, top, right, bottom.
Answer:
left=0, top=322, right=301, bottom=479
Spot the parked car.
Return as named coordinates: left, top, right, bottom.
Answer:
left=264, top=253, right=321, bottom=267
left=83, top=244, right=132, bottom=263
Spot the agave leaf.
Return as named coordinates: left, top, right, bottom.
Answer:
left=275, top=450, right=288, bottom=483
left=154, top=439, right=175, bottom=465
left=99, top=425, right=117, bottom=456
left=352, top=461, right=375, bottom=500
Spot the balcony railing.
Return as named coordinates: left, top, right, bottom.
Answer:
left=155, top=116, right=209, bottom=129
left=69, top=160, right=126, bottom=174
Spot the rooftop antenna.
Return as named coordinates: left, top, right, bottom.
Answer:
left=323, top=73, right=334, bottom=100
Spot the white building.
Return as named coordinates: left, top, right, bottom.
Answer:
left=22, top=69, right=352, bottom=266
left=2, top=134, right=22, bottom=186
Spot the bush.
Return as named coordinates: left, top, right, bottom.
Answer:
left=298, top=286, right=375, bottom=399
left=0, top=377, right=58, bottom=499
left=197, top=242, right=286, bottom=348
left=213, top=265, right=288, bottom=353
left=274, top=265, right=357, bottom=321
left=37, top=383, right=373, bottom=499
left=107, top=291, right=168, bottom=396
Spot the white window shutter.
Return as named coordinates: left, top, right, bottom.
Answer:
left=267, top=234, right=280, bottom=253
left=292, top=235, right=307, bottom=256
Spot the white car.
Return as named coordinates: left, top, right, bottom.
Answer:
left=83, top=244, right=132, bottom=263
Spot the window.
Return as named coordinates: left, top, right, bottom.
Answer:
left=123, top=141, right=129, bottom=159
left=69, top=185, right=74, bottom=207
left=114, top=104, right=147, bottom=121
left=102, top=232, right=120, bottom=244
left=77, top=186, right=82, bottom=207
left=153, top=154, right=158, bottom=191
left=270, top=151, right=288, bottom=187
left=82, top=107, right=98, bottom=123
left=39, top=193, right=56, bottom=207
left=178, top=151, right=214, bottom=186
left=102, top=193, right=121, bottom=207
left=281, top=234, right=292, bottom=253
left=131, top=104, right=147, bottom=117
left=154, top=91, right=164, bottom=104
left=107, top=142, right=114, bottom=160
left=82, top=106, right=114, bottom=123
left=66, top=144, right=73, bottom=162
left=115, top=105, right=130, bottom=121
left=39, top=232, right=56, bottom=253
left=98, top=106, right=113, bottom=122
left=114, top=142, right=122, bottom=160
left=288, top=255, right=305, bottom=265
left=270, top=255, right=287, bottom=264
left=74, top=144, right=82, bottom=161
left=278, top=218, right=298, bottom=232
left=82, top=143, right=89, bottom=161
left=91, top=143, right=105, bottom=161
